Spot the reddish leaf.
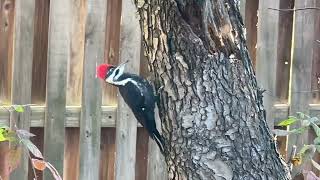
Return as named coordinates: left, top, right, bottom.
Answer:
left=32, top=159, right=46, bottom=171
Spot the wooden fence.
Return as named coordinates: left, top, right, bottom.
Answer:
left=0, top=0, right=319, bottom=179
left=241, top=0, right=320, bottom=168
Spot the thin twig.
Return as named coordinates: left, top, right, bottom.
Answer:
left=268, top=7, right=320, bottom=12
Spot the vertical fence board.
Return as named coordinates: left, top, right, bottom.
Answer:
left=275, top=0, right=294, bottom=103
left=66, top=0, right=86, bottom=106
left=10, top=0, right=35, bottom=179
left=78, top=0, right=107, bottom=179
left=311, top=0, right=320, bottom=103
left=0, top=0, right=14, bottom=104
left=99, top=128, right=116, bottom=180
left=64, top=128, right=80, bottom=180
left=115, top=0, right=141, bottom=179
left=44, top=0, right=71, bottom=178
left=147, top=107, right=167, bottom=180
left=102, top=0, right=122, bottom=106
left=239, top=0, right=246, bottom=22
left=256, top=0, right=280, bottom=129
left=28, top=128, right=44, bottom=180
left=136, top=128, right=148, bottom=180
left=244, top=0, right=258, bottom=68
left=288, top=0, right=319, bottom=174
left=239, top=0, right=258, bottom=68
left=0, top=142, right=9, bottom=180
left=32, top=0, right=49, bottom=104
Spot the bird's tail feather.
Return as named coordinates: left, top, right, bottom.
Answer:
left=152, top=130, right=165, bottom=154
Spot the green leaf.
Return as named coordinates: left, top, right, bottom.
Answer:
left=0, top=128, right=8, bottom=142
left=4, top=130, right=17, bottom=142
left=297, top=112, right=309, bottom=119
left=311, top=159, right=320, bottom=171
left=301, top=120, right=310, bottom=127
left=299, top=145, right=316, bottom=159
left=311, top=123, right=320, bottom=137
left=21, top=139, right=43, bottom=159
left=314, top=137, right=320, bottom=145
left=316, top=145, right=320, bottom=153
left=12, top=105, right=24, bottom=113
left=299, top=145, right=313, bottom=155
left=277, top=118, right=297, bottom=127
left=309, top=117, right=320, bottom=124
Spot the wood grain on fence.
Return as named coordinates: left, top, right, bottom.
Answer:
left=66, top=0, right=86, bottom=106
left=31, top=0, right=49, bottom=104
left=78, top=0, right=107, bottom=178
left=44, top=0, right=71, bottom=178
left=275, top=0, right=294, bottom=103
left=115, top=0, right=141, bottom=179
left=64, top=128, right=80, bottom=180
left=0, top=0, right=14, bottom=104
left=288, top=0, right=320, bottom=174
left=311, top=0, right=320, bottom=103
left=240, top=0, right=258, bottom=68
left=103, top=0, right=122, bottom=106
left=256, top=0, right=280, bottom=129
left=10, top=0, right=35, bottom=179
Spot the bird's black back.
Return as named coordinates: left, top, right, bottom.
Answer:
left=117, top=73, right=157, bottom=133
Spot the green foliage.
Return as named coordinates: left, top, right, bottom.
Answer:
left=274, top=112, right=320, bottom=174
left=12, top=105, right=24, bottom=112
left=0, top=104, right=61, bottom=180
left=277, top=117, right=297, bottom=127
left=0, top=127, right=17, bottom=142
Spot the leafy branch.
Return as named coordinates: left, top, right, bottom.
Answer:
left=0, top=104, right=62, bottom=180
left=273, top=112, right=320, bottom=173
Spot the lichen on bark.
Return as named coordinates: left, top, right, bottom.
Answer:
left=134, top=0, right=291, bottom=179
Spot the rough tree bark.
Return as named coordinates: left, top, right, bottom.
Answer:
left=134, top=0, right=291, bottom=179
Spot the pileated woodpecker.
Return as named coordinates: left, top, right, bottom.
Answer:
left=97, top=61, right=165, bottom=153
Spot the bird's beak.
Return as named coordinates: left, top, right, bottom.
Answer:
left=117, top=60, right=129, bottom=69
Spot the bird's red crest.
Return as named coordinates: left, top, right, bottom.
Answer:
left=97, top=64, right=113, bottom=79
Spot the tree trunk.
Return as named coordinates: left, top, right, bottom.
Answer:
left=134, top=0, right=291, bottom=179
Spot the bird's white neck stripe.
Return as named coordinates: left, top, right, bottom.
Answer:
left=105, top=77, right=138, bottom=87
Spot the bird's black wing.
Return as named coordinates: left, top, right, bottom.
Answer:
left=118, top=75, right=156, bottom=130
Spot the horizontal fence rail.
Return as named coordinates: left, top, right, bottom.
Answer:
left=0, top=106, right=118, bottom=127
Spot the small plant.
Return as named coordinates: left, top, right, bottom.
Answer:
left=0, top=105, right=62, bottom=180
left=273, top=112, right=320, bottom=176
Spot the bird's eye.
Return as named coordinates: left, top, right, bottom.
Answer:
left=106, top=68, right=114, bottom=77
left=114, top=69, right=119, bottom=76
